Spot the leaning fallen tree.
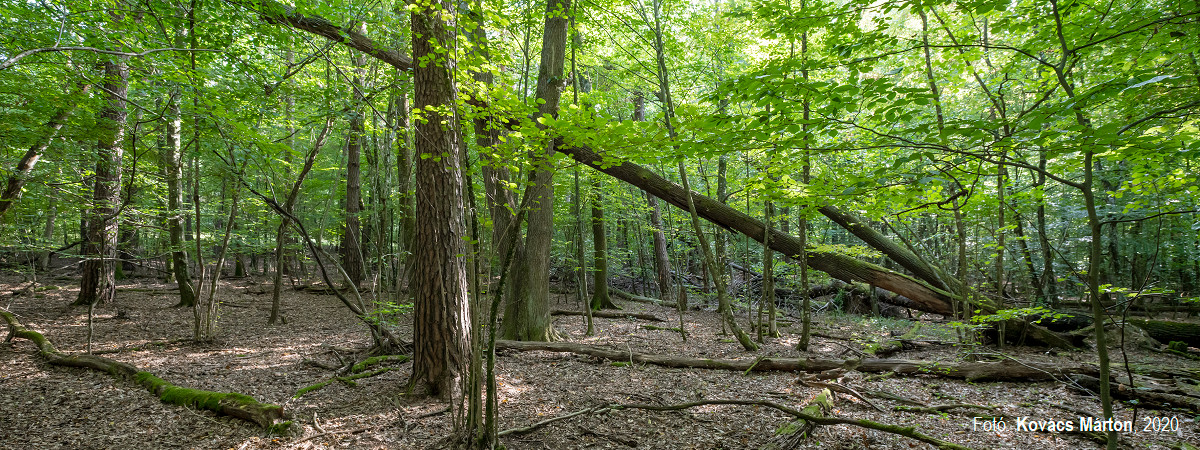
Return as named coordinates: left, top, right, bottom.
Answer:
left=552, top=145, right=1075, bottom=348
left=2, top=309, right=290, bottom=430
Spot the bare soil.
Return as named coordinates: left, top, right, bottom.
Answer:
left=2, top=274, right=1197, bottom=449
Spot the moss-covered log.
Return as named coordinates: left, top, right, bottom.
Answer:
left=2, top=309, right=289, bottom=430
left=494, top=340, right=1094, bottom=382
left=1127, top=319, right=1200, bottom=347
left=771, top=388, right=833, bottom=447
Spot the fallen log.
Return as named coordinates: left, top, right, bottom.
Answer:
left=551, top=308, right=665, bottom=322
left=2, top=309, right=290, bottom=430
left=1070, top=374, right=1200, bottom=413
left=609, top=287, right=676, bottom=308
left=499, top=396, right=972, bottom=450
left=493, top=340, right=1094, bottom=382
left=1127, top=319, right=1200, bottom=347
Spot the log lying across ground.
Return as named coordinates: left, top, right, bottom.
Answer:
left=1128, top=319, right=1200, bottom=347
left=551, top=308, right=666, bottom=322
left=495, top=340, right=1093, bottom=382
left=2, top=309, right=290, bottom=430
left=608, top=287, right=676, bottom=308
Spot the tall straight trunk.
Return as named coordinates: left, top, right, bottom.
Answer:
left=762, top=201, right=778, bottom=339
left=590, top=178, right=615, bottom=310
left=500, top=0, right=571, bottom=342
left=796, top=0, right=812, bottom=350
left=341, top=42, right=367, bottom=288
left=164, top=90, right=196, bottom=307
left=1036, top=157, right=1056, bottom=309
left=409, top=0, right=471, bottom=402
left=76, top=52, right=129, bottom=307
left=395, top=81, right=415, bottom=285
left=0, top=84, right=90, bottom=222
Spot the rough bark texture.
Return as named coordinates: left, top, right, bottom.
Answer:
left=409, top=2, right=472, bottom=399
left=77, top=56, right=129, bottom=306
left=341, top=45, right=366, bottom=288
left=494, top=340, right=1096, bottom=382
left=1, top=309, right=288, bottom=430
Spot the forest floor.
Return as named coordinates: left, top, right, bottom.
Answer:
left=2, top=273, right=1198, bottom=450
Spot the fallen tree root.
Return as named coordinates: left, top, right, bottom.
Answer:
left=497, top=398, right=972, bottom=450
left=494, top=340, right=1095, bottom=382
left=551, top=309, right=665, bottom=322
left=1, top=309, right=288, bottom=431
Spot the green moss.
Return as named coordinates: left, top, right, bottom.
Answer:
left=350, top=354, right=409, bottom=373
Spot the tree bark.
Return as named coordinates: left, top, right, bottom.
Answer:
left=409, top=1, right=472, bottom=400
left=590, top=178, right=615, bottom=310
left=76, top=52, right=129, bottom=307
left=163, top=89, right=196, bottom=307
left=500, top=0, right=571, bottom=342
left=341, top=41, right=366, bottom=288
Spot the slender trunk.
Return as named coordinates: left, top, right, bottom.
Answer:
left=651, top=0, right=754, bottom=350
left=590, top=178, right=614, bottom=310
left=164, top=90, right=196, bottom=307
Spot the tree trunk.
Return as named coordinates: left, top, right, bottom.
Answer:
left=76, top=54, right=129, bottom=307
left=590, top=178, right=615, bottom=310
left=163, top=89, right=196, bottom=307
left=341, top=42, right=366, bottom=288
left=500, top=0, right=571, bottom=342
left=409, top=2, right=472, bottom=400
left=0, top=84, right=89, bottom=222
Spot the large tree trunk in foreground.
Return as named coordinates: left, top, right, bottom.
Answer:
left=409, top=2, right=472, bottom=400
left=495, top=340, right=1095, bottom=382
left=1, top=309, right=287, bottom=430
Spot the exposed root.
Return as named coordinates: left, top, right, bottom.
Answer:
left=2, top=308, right=288, bottom=431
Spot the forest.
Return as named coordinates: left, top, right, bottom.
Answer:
left=1, top=0, right=1198, bottom=448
